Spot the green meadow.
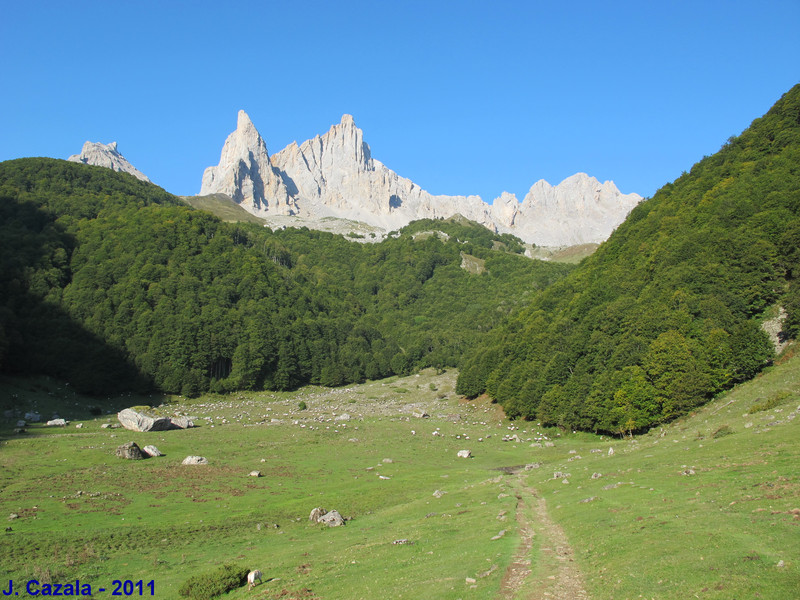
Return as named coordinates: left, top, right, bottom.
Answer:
left=1, top=355, right=798, bottom=599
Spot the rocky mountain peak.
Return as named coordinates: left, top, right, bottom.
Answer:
left=199, top=111, right=297, bottom=215
left=201, top=112, right=643, bottom=246
left=68, top=141, right=151, bottom=182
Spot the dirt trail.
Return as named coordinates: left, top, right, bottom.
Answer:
left=498, top=475, right=590, bottom=600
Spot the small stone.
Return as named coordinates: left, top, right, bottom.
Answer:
left=433, top=490, right=446, bottom=498
left=142, top=445, right=162, bottom=457
left=182, top=456, right=208, bottom=465
left=457, top=449, right=472, bottom=458
left=249, top=470, right=262, bottom=477
left=465, top=577, right=477, bottom=584
left=591, top=472, right=603, bottom=479
left=777, top=560, right=785, bottom=568
left=382, top=458, right=393, bottom=463
left=608, top=447, right=615, bottom=456
left=490, top=530, right=506, bottom=541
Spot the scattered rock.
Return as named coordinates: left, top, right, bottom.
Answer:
left=525, top=463, right=541, bottom=470
left=100, top=423, right=111, bottom=429
left=392, top=539, right=413, bottom=545
left=544, top=441, right=555, bottom=447
left=433, top=490, right=446, bottom=498
left=309, top=508, right=325, bottom=523
left=382, top=458, right=393, bottom=464
left=318, top=510, right=345, bottom=527
left=553, top=471, right=570, bottom=479
left=579, top=496, right=598, bottom=503
left=8, top=513, right=19, bottom=520
left=490, top=530, right=506, bottom=541
left=182, top=456, right=208, bottom=465
left=681, top=468, right=696, bottom=476
left=457, top=450, right=472, bottom=458
left=608, top=447, right=615, bottom=456
left=24, top=412, right=41, bottom=423
left=334, top=413, right=351, bottom=422
left=412, top=410, right=429, bottom=418
left=562, top=479, right=570, bottom=485
left=13, top=428, right=25, bottom=434
left=16, top=420, right=26, bottom=428
left=75, top=423, right=83, bottom=429
left=249, top=470, right=262, bottom=477
left=465, top=577, right=477, bottom=584
left=591, top=472, right=603, bottom=479
left=46, top=418, right=67, bottom=427
left=142, top=445, right=162, bottom=457
left=777, top=560, right=785, bottom=568
left=115, top=441, right=144, bottom=460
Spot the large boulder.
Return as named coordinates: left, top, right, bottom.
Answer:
left=116, top=441, right=144, bottom=460
left=117, top=408, right=193, bottom=432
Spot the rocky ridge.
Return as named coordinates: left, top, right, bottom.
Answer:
left=68, top=141, right=151, bottom=183
left=200, top=112, right=643, bottom=246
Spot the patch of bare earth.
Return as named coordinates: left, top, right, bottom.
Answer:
left=499, top=477, right=589, bottom=599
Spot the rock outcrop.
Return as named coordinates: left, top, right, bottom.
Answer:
left=200, top=111, right=643, bottom=246
left=200, top=111, right=298, bottom=216
left=68, top=141, right=151, bottom=182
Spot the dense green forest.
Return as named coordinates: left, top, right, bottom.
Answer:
left=457, top=84, right=800, bottom=433
left=0, top=159, right=571, bottom=396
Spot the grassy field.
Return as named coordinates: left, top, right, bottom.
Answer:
left=1, top=354, right=798, bottom=599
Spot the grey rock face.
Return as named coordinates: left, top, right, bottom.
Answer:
left=200, top=111, right=297, bottom=216
left=201, top=112, right=642, bottom=247
left=68, top=141, right=151, bottom=182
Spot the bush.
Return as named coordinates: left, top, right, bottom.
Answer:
left=297, top=400, right=307, bottom=411
left=178, top=564, right=249, bottom=600
left=750, top=391, right=792, bottom=413
left=712, top=425, right=734, bottom=439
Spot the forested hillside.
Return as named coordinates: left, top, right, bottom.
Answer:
left=0, top=160, right=571, bottom=396
left=457, top=84, right=800, bottom=433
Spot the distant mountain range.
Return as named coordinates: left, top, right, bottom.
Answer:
left=68, top=113, right=643, bottom=247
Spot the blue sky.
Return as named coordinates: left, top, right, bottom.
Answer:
left=1, top=1, right=798, bottom=202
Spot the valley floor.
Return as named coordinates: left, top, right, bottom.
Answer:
left=1, top=359, right=798, bottom=599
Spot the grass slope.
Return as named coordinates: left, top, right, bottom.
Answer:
left=1, top=352, right=798, bottom=598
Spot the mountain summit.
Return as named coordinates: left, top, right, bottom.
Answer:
left=68, top=141, right=151, bottom=183
left=199, top=110, right=297, bottom=215
left=199, top=111, right=642, bottom=246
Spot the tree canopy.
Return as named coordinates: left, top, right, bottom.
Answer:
left=0, top=159, right=571, bottom=396
left=456, top=83, right=800, bottom=433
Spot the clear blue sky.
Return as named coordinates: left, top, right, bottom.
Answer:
left=1, top=1, right=798, bottom=202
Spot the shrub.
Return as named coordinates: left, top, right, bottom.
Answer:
left=750, top=391, right=792, bottom=413
left=297, top=401, right=307, bottom=411
left=178, top=564, right=249, bottom=600
left=712, top=425, right=734, bottom=439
